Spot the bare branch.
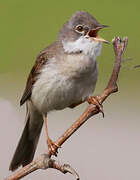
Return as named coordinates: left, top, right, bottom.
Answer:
left=5, top=36, right=128, bottom=180
left=5, top=154, right=79, bottom=180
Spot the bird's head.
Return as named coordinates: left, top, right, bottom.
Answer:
left=58, top=11, right=109, bottom=57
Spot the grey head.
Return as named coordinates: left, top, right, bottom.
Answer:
left=58, top=11, right=108, bottom=43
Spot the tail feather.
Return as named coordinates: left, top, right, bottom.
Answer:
left=9, top=105, right=43, bottom=171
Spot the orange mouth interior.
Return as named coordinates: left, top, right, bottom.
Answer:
left=88, top=28, right=99, bottom=38
left=87, top=27, right=109, bottom=44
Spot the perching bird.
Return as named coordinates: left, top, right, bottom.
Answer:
left=9, top=11, right=108, bottom=171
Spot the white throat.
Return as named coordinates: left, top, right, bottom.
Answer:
left=62, top=36, right=102, bottom=60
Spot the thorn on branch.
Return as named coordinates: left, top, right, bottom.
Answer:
left=53, top=161, right=80, bottom=180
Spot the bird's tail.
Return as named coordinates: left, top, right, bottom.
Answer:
left=9, top=104, right=43, bottom=171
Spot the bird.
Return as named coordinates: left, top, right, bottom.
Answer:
left=9, top=11, right=109, bottom=171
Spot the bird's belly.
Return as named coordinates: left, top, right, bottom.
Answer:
left=31, top=59, right=97, bottom=114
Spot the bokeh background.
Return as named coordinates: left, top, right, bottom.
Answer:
left=0, top=0, right=140, bottom=179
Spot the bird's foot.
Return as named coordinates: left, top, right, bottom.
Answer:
left=87, top=96, right=104, bottom=117
left=47, top=137, right=60, bottom=156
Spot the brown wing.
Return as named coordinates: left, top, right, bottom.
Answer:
left=20, top=52, right=47, bottom=106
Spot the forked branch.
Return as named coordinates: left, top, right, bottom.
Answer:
left=5, top=36, right=128, bottom=180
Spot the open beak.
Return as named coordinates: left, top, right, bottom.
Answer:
left=87, top=25, right=109, bottom=44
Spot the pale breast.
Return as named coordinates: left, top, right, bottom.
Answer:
left=31, top=53, right=98, bottom=114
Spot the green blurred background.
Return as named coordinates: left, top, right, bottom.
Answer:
left=0, top=0, right=140, bottom=179
left=0, top=0, right=139, bottom=101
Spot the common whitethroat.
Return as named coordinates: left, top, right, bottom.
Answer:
left=9, top=11, right=109, bottom=171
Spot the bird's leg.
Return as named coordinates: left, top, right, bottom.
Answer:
left=87, top=96, right=104, bottom=117
left=43, top=114, right=60, bottom=156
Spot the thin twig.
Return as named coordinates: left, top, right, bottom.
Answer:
left=5, top=36, right=128, bottom=180
left=133, top=64, right=140, bottom=69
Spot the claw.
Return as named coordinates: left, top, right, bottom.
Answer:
left=47, top=138, right=60, bottom=156
left=87, top=96, right=104, bottom=117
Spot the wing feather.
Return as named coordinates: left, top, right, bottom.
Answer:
left=20, top=52, right=47, bottom=106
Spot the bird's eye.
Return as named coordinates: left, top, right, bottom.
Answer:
left=76, top=25, right=84, bottom=32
